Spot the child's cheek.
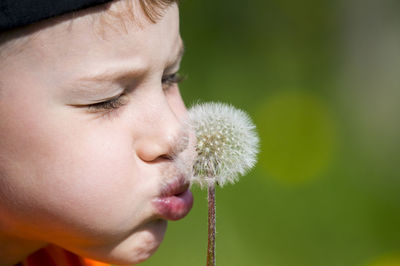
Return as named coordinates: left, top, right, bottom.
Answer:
left=40, top=129, right=153, bottom=225
left=1, top=101, right=156, bottom=238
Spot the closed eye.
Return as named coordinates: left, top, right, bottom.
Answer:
left=162, top=72, right=185, bottom=90
left=83, top=72, right=184, bottom=115
left=87, top=93, right=128, bottom=113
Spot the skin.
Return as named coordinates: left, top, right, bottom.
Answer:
left=0, top=1, right=193, bottom=265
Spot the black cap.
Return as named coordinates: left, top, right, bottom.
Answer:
left=0, top=0, right=113, bottom=32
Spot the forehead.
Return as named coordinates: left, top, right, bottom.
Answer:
left=1, top=2, right=181, bottom=78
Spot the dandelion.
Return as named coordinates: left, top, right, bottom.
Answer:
left=188, top=102, right=259, bottom=266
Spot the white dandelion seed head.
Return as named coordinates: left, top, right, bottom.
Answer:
left=188, top=102, right=259, bottom=188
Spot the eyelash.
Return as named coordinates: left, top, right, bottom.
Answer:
left=88, top=72, right=184, bottom=113
left=162, top=72, right=185, bottom=90
left=87, top=94, right=127, bottom=112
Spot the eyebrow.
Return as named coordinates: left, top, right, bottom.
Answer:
left=80, top=42, right=185, bottom=83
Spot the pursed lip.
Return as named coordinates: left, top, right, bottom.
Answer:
left=152, top=176, right=194, bottom=221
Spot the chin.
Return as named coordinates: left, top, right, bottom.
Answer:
left=101, top=219, right=168, bottom=265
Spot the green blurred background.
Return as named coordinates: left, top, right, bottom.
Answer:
left=141, top=0, right=400, bottom=265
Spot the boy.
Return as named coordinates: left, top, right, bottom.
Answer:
left=0, top=0, right=195, bottom=265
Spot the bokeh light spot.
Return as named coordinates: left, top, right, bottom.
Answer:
left=366, top=254, right=400, bottom=266
left=255, top=91, right=337, bottom=184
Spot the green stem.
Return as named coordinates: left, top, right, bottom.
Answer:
left=207, top=183, right=216, bottom=266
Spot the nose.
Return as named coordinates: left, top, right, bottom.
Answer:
left=135, top=95, right=188, bottom=163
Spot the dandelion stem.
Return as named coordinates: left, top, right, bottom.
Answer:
left=207, top=182, right=216, bottom=266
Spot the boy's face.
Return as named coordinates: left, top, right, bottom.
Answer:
left=0, top=2, right=194, bottom=264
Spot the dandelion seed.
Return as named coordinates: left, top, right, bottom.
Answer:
left=189, top=102, right=259, bottom=187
